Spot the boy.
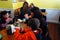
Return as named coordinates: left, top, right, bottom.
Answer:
left=14, top=18, right=41, bottom=40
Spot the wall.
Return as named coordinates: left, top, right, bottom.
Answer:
left=0, top=0, right=13, bottom=9
left=0, top=0, right=60, bottom=9
left=17, top=2, right=23, bottom=8
left=12, top=0, right=24, bottom=9
left=12, top=3, right=17, bottom=9
left=13, top=2, right=23, bottom=9
left=0, top=0, right=14, bottom=18
left=26, top=0, right=60, bottom=9
left=46, top=9, right=60, bottom=23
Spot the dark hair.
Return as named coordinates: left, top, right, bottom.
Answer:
left=31, top=7, right=41, bottom=17
left=23, top=1, right=28, bottom=7
left=0, top=11, right=10, bottom=24
left=41, top=9, right=46, bottom=12
left=28, top=18, right=40, bottom=30
left=31, top=3, right=34, bottom=5
left=31, top=7, right=40, bottom=14
left=1, top=11, right=10, bottom=17
left=30, top=3, right=34, bottom=7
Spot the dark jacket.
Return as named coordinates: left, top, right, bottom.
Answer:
left=18, top=7, right=30, bottom=20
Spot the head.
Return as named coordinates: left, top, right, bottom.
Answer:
left=28, top=18, right=40, bottom=30
left=1, top=11, right=10, bottom=19
left=30, top=7, right=40, bottom=17
left=30, top=3, right=34, bottom=8
left=23, top=1, right=28, bottom=9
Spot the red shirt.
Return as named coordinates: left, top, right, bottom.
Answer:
left=14, top=28, right=37, bottom=40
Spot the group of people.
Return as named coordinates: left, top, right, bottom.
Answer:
left=0, top=1, right=50, bottom=40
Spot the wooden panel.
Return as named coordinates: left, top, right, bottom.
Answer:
left=48, top=22, right=60, bottom=40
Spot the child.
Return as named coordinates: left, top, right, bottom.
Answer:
left=0, top=11, right=13, bottom=30
left=14, top=18, right=41, bottom=40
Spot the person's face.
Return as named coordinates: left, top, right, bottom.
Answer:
left=3, top=13, right=10, bottom=19
left=30, top=4, right=34, bottom=8
left=30, top=12, right=34, bottom=18
left=23, top=3, right=28, bottom=9
left=24, top=13, right=29, bottom=19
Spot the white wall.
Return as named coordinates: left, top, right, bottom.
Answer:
left=46, top=9, right=60, bottom=23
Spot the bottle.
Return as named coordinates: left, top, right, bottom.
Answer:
left=0, top=34, right=2, bottom=40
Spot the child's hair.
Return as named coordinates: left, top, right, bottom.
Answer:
left=28, top=18, right=40, bottom=30
left=1, top=11, right=10, bottom=17
left=0, top=11, right=13, bottom=24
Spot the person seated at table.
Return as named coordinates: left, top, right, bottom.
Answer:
left=0, top=11, right=13, bottom=30
left=14, top=18, right=41, bottom=40
left=18, top=1, right=30, bottom=20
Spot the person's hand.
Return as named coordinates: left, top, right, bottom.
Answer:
left=15, top=27, right=20, bottom=30
left=28, top=15, right=32, bottom=18
left=24, top=14, right=29, bottom=19
left=45, top=32, right=48, bottom=37
left=38, top=28, right=42, bottom=34
left=6, top=18, right=10, bottom=22
left=17, top=19, right=23, bottom=22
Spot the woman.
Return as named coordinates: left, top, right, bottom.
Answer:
left=0, top=11, right=13, bottom=29
left=18, top=1, right=30, bottom=20
left=26, top=7, right=48, bottom=40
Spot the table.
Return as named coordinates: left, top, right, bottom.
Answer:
left=0, top=29, right=14, bottom=40
left=0, top=23, right=27, bottom=40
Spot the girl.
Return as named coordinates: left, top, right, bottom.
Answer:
left=0, top=11, right=13, bottom=29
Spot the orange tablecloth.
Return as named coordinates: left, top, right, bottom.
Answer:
left=0, top=23, right=28, bottom=40
left=0, top=29, right=15, bottom=40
